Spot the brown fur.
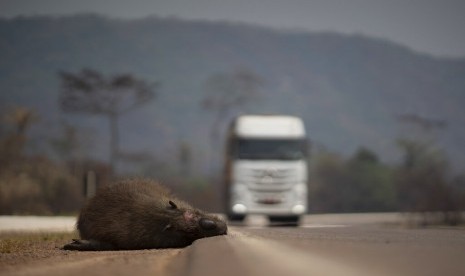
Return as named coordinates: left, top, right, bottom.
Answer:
left=63, top=178, right=227, bottom=250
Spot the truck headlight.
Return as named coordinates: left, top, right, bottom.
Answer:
left=232, top=203, right=247, bottom=214
left=291, top=204, right=305, bottom=214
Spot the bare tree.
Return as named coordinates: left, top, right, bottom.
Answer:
left=395, top=114, right=463, bottom=225
left=59, top=68, right=157, bottom=173
left=396, top=113, right=446, bottom=143
left=0, top=106, right=38, bottom=170
left=201, top=67, right=263, bottom=173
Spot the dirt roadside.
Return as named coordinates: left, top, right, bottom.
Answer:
left=0, top=232, right=181, bottom=276
left=3, top=220, right=465, bottom=276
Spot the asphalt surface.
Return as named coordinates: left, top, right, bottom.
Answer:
left=2, top=214, right=465, bottom=276
left=233, top=225, right=465, bottom=276
left=172, top=217, right=465, bottom=276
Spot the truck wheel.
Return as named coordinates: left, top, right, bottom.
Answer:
left=227, top=213, right=245, bottom=223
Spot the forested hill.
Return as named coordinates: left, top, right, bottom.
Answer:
left=1, top=14, right=465, bottom=172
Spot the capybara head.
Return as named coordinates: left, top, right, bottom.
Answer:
left=163, top=200, right=227, bottom=239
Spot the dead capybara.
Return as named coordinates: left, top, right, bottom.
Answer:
left=63, top=178, right=227, bottom=250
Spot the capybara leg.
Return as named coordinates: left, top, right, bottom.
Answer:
left=62, top=239, right=116, bottom=251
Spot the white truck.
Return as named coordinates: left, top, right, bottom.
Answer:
left=223, top=115, right=309, bottom=224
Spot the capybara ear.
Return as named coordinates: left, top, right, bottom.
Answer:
left=168, top=200, right=178, bottom=209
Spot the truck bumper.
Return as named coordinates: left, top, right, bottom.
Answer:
left=229, top=183, right=307, bottom=216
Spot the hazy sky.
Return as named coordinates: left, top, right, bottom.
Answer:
left=1, top=0, right=465, bottom=58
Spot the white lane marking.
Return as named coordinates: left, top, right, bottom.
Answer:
left=243, top=215, right=349, bottom=228
left=300, top=224, right=347, bottom=228
left=0, top=216, right=76, bottom=232
left=242, top=223, right=347, bottom=229
left=228, top=229, right=390, bottom=276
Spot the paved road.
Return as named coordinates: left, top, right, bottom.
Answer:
left=173, top=216, right=465, bottom=276
left=2, top=214, right=465, bottom=276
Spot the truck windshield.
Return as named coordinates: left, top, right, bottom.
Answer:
left=233, top=138, right=307, bottom=160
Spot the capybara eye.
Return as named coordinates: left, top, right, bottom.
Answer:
left=199, top=218, right=217, bottom=230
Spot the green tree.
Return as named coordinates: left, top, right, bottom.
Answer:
left=395, top=139, right=461, bottom=224
left=309, top=152, right=348, bottom=212
left=309, top=148, right=395, bottom=213
left=396, top=141, right=432, bottom=206
left=346, top=148, right=396, bottom=211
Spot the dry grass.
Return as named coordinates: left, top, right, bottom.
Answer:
left=0, top=232, right=77, bottom=253
left=0, top=231, right=79, bottom=270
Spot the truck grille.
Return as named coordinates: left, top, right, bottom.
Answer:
left=248, top=168, right=295, bottom=185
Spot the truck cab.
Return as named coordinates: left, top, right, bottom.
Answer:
left=223, top=115, right=309, bottom=224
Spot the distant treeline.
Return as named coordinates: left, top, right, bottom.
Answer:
left=0, top=107, right=84, bottom=214
left=309, top=145, right=465, bottom=225
left=2, top=14, right=465, bottom=172
left=1, top=107, right=464, bottom=226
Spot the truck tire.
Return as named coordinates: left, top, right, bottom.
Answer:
left=268, top=215, right=300, bottom=226
left=227, top=213, right=245, bottom=223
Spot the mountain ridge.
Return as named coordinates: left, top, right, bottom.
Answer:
left=1, top=14, right=464, bottom=173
